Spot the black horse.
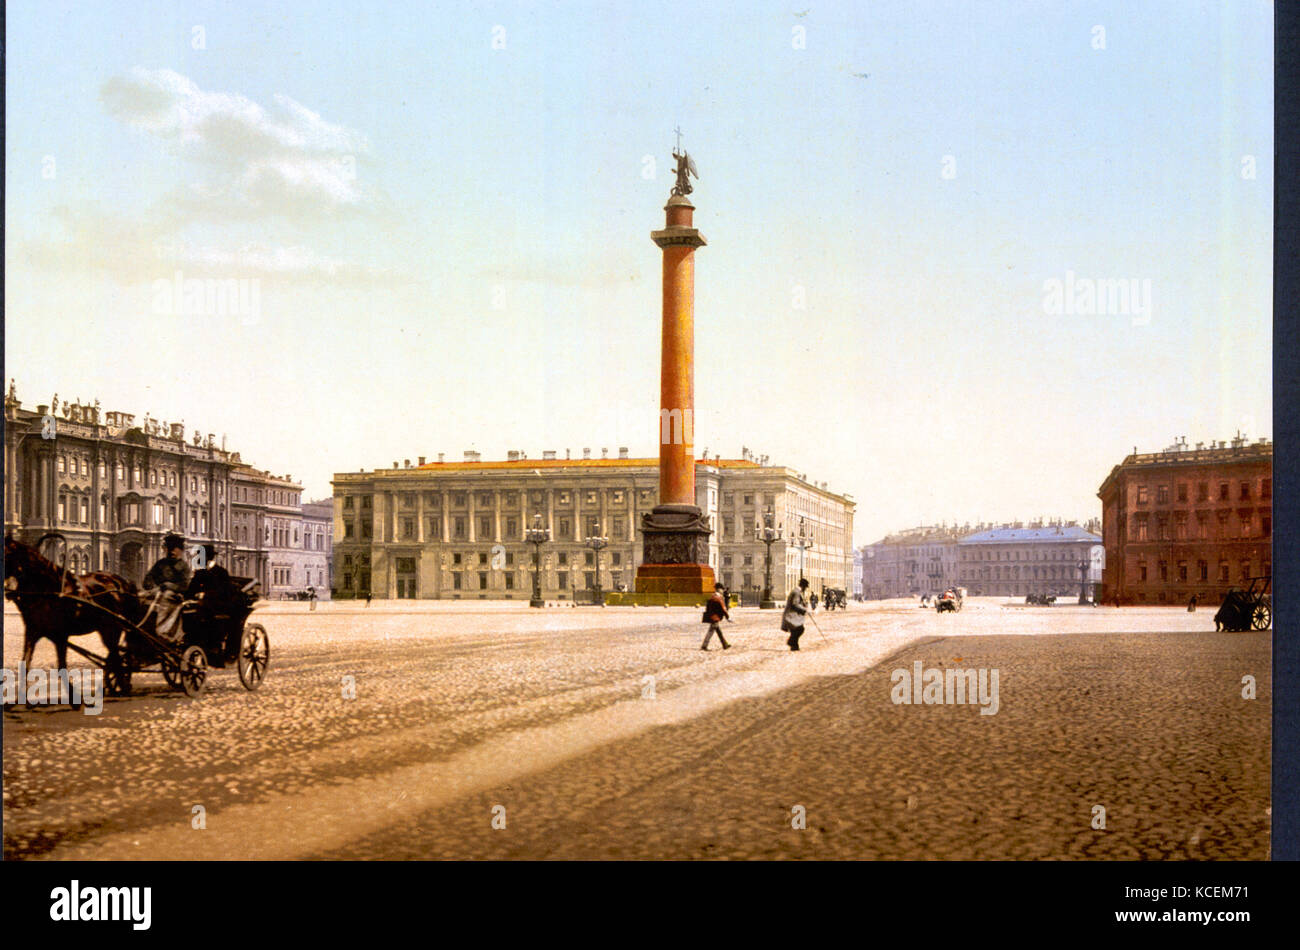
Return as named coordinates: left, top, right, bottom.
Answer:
left=4, top=534, right=144, bottom=671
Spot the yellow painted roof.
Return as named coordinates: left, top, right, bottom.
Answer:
left=413, top=457, right=763, bottom=472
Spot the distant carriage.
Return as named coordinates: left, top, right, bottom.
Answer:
left=1214, top=578, right=1272, bottom=632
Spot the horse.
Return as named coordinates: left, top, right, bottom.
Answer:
left=3, top=534, right=144, bottom=674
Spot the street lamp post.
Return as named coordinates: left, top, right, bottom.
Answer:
left=755, top=505, right=783, bottom=609
left=1078, top=557, right=1090, bottom=605
left=793, top=516, right=812, bottom=583
left=584, top=525, right=609, bottom=606
left=525, top=513, right=550, bottom=608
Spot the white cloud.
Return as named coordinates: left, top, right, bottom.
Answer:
left=99, top=68, right=369, bottom=218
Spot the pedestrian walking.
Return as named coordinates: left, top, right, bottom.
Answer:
left=365, top=590, right=372, bottom=608
left=781, top=578, right=811, bottom=651
left=1187, top=593, right=1198, bottom=612
left=700, top=583, right=732, bottom=650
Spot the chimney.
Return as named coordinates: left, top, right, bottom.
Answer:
left=404, top=459, right=411, bottom=468
left=583, top=447, right=591, bottom=459
left=392, top=461, right=398, bottom=469
left=464, top=450, right=481, bottom=463
left=543, top=450, right=557, bottom=460
left=566, top=448, right=571, bottom=460
left=507, top=450, right=521, bottom=462
left=418, top=456, right=426, bottom=466
left=618, top=446, right=628, bottom=459
left=437, top=452, right=445, bottom=463
left=601, top=447, right=608, bottom=459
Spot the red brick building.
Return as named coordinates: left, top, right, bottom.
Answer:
left=1098, top=437, right=1272, bottom=605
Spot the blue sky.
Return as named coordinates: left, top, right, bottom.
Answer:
left=5, top=0, right=1273, bottom=543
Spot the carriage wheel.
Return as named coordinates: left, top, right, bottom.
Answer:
left=1251, top=604, right=1271, bottom=631
left=178, top=646, right=208, bottom=698
left=105, top=651, right=133, bottom=697
left=162, top=666, right=180, bottom=689
left=237, top=623, right=270, bottom=691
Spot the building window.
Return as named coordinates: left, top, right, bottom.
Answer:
left=1137, top=563, right=1147, bottom=581
left=1157, top=561, right=1167, bottom=581
left=453, top=572, right=462, bottom=590
left=1197, top=482, right=1208, bottom=501
left=344, top=496, right=354, bottom=509
left=402, top=519, right=414, bottom=539
left=479, top=572, right=488, bottom=590
left=506, top=517, right=518, bottom=538
left=612, top=552, right=621, bottom=566
left=1136, top=485, right=1148, bottom=505
left=505, top=573, right=515, bottom=590
left=345, top=522, right=355, bottom=539
left=1219, top=562, right=1230, bottom=582
left=1178, top=562, right=1188, bottom=582
left=1262, top=478, right=1272, bottom=499
left=1240, top=482, right=1251, bottom=501
left=1177, top=484, right=1188, bottom=502
left=479, top=516, right=493, bottom=539
left=558, top=518, right=571, bottom=540
left=1156, top=485, right=1169, bottom=504
left=1219, top=483, right=1229, bottom=501
left=453, top=517, right=467, bottom=540
left=1198, top=560, right=1208, bottom=581
left=1240, top=561, right=1251, bottom=582
left=557, top=571, right=568, bottom=589
left=1262, top=515, right=1272, bottom=537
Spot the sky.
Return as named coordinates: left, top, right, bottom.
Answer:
left=4, top=0, right=1273, bottom=545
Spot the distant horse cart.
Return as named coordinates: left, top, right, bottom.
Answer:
left=4, top=533, right=270, bottom=699
left=1214, top=578, right=1272, bottom=632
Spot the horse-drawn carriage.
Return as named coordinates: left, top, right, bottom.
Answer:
left=4, top=533, right=269, bottom=699
left=1214, top=577, right=1272, bottom=632
left=936, top=587, right=964, bottom=612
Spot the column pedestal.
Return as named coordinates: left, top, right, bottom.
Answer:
left=636, top=503, right=715, bottom=594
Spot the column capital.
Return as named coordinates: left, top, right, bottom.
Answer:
left=652, top=227, right=706, bottom=249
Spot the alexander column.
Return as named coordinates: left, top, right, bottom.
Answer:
left=634, top=139, right=716, bottom=596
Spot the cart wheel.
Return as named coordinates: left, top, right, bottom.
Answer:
left=178, top=646, right=208, bottom=698
left=237, top=623, right=269, bottom=691
left=162, top=666, right=180, bottom=689
left=106, top=651, right=133, bottom=697
left=1251, top=604, right=1271, bottom=631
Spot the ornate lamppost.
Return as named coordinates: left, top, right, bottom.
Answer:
left=525, top=513, right=550, bottom=608
left=756, top=505, right=783, bottom=609
left=793, top=516, right=813, bottom=583
left=584, top=523, right=609, bottom=606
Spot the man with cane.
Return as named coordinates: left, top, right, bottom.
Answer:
left=781, top=578, right=811, bottom=651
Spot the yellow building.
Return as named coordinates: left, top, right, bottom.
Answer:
left=331, top=450, right=854, bottom=601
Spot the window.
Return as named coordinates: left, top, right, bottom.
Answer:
left=559, top=553, right=568, bottom=566
left=453, top=572, right=462, bottom=590
left=506, top=517, right=518, bottom=538
left=345, top=523, right=355, bottom=539
left=505, top=574, right=515, bottom=590
left=58, top=456, right=66, bottom=474
left=1178, top=562, right=1188, bottom=582
left=1177, top=484, right=1188, bottom=502
left=1138, top=563, right=1148, bottom=582
left=454, top=517, right=467, bottom=540
left=1197, top=482, right=1208, bottom=501
left=1263, top=515, right=1272, bottom=537
left=479, top=516, right=493, bottom=539
left=396, top=557, right=415, bottom=572
left=1156, top=485, right=1169, bottom=504
left=743, top=494, right=753, bottom=506
left=1219, top=562, right=1230, bottom=582
left=453, top=553, right=462, bottom=565
left=1158, top=561, right=1167, bottom=581
left=1219, top=483, right=1229, bottom=501
left=611, top=490, right=624, bottom=504
left=1136, top=485, right=1148, bottom=505
left=1198, top=560, right=1208, bottom=581
left=1240, top=481, right=1251, bottom=501
left=612, top=552, right=621, bottom=566
left=612, top=517, right=626, bottom=537
left=585, top=490, right=597, bottom=505
left=585, top=551, right=595, bottom=567
left=478, top=552, right=489, bottom=566
left=558, top=491, right=571, bottom=505
left=344, top=496, right=354, bottom=509
left=557, top=571, right=568, bottom=589
left=453, top=493, right=466, bottom=508
left=764, top=493, right=776, bottom=507
left=58, top=495, right=67, bottom=522
left=1262, top=478, right=1272, bottom=499
left=558, top=518, right=571, bottom=540
left=1240, top=561, right=1251, bottom=582
left=402, top=519, right=414, bottom=539
left=478, top=492, right=493, bottom=507
left=479, top=572, right=488, bottom=590
left=361, top=495, right=372, bottom=509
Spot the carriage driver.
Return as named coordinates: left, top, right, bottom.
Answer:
left=188, top=544, right=234, bottom=613
left=142, top=533, right=192, bottom=641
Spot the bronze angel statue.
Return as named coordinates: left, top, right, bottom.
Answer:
left=671, top=149, right=698, bottom=197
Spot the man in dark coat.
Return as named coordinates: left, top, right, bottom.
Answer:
left=142, top=533, right=191, bottom=640
left=782, top=579, right=810, bottom=651
left=700, top=582, right=731, bottom=650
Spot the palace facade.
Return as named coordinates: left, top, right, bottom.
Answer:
left=3, top=384, right=329, bottom=598
left=331, top=449, right=855, bottom=600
